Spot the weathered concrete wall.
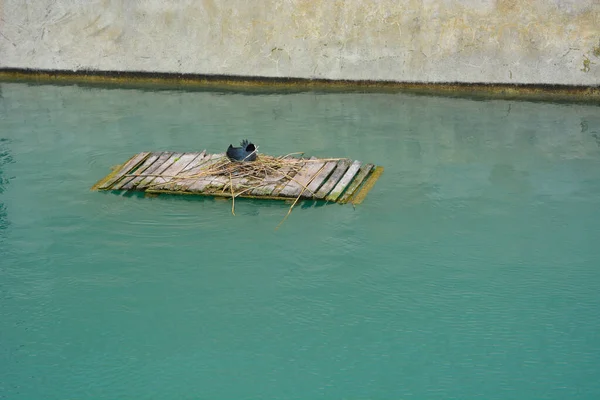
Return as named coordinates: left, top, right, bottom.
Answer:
left=1, top=0, right=599, bottom=85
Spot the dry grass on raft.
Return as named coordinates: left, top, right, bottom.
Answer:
left=141, top=152, right=342, bottom=228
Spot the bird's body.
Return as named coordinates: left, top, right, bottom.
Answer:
left=226, top=139, right=257, bottom=161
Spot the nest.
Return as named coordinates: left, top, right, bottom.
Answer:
left=201, top=152, right=309, bottom=185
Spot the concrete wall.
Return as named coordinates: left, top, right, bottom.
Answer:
left=1, top=0, right=599, bottom=85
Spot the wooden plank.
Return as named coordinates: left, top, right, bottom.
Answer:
left=314, top=159, right=351, bottom=199
left=278, top=157, right=325, bottom=198
left=270, top=157, right=312, bottom=197
left=325, top=160, right=362, bottom=202
left=138, top=152, right=183, bottom=190
left=301, top=160, right=338, bottom=198
left=230, top=177, right=255, bottom=197
left=123, top=151, right=173, bottom=190
left=178, top=150, right=207, bottom=175
left=167, top=151, right=210, bottom=191
left=251, top=163, right=297, bottom=196
left=215, top=167, right=263, bottom=195
left=98, top=152, right=150, bottom=189
left=350, top=166, right=384, bottom=205
left=185, top=154, right=228, bottom=192
left=185, top=154, right=227, bottom=191
left=113, top=152, right=163, bottom=190
left=338, top=163, right=374, bottom=204
left=203, top=175, right=229, bottom=194
left=212, top=175, right=252, bottom=198
left=150, top=153, right=202, bottom=189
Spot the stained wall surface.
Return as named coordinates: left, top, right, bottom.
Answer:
left=1, top=0, right=599, bottom=85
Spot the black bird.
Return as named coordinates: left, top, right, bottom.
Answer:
left=226, top=139, right=257, bottom=161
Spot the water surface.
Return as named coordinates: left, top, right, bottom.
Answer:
left=1, top=82, right=600, bottom=399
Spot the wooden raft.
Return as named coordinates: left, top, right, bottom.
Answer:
left=91, top=151, right=384, bottom=205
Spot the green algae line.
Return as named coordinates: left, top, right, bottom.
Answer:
left=1, top=68, right=599, bottom=104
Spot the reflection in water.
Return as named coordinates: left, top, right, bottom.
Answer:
left=0, top=202, right=7, bottom=237
left=0, top=138, right=13, bottom=238
left=0, top=138, right=13, bottom=188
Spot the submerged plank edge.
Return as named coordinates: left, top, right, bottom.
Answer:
left=93, top=152, right=151, bottom=190
left=314, top=159, right=351, bottom=199
left=325, top=160, right=362, bottom=202
left=123, top=152, right=174, bottom=190
left=350, top=166, right=384, bottom=205
left=113, top=152, right=163, bottom=190
left=339, top=163, right=374, bottom=204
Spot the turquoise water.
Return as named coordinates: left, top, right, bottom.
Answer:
left=1, top=82, right=600, bottom=399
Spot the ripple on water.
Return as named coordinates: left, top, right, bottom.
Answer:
left=86, top=148, right=116, bottom=170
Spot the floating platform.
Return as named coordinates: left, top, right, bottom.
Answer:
left=92, top=151, right=383, bottom=205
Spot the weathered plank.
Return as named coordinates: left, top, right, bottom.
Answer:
left=338, top=163, right=374, bottom=204
left=178, top=150, right=207, bottom=175
left=231, top=177, right=255, bottom=197
left=151, top=153, right=202, bottom=189
left=113, top=152, right=163, bottom=190
left=314, top=159, right=351, bottom=199
left=301, top=160, right=338, bottom=198
left=185, top=154, right=228, bottom=192
left=214, top=174, right=252, bottom=198
left=98, top=152, right=150, bottom=189
left=270, top=160, right=308, bottom=197
left=138, top=152, right=183, bottom=190
left=123, top=152, right=174, bottom=190
left=251, top=164, right=297, bottom=196
left=279, top=157, right=326, bottom=198
left=325, top=160, right=362, bottom=202
left=167, top=151, right=210, bottom=191
left=203, top=175, right=229, bottom=194
left=350, top=166, right=384, bottom=205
